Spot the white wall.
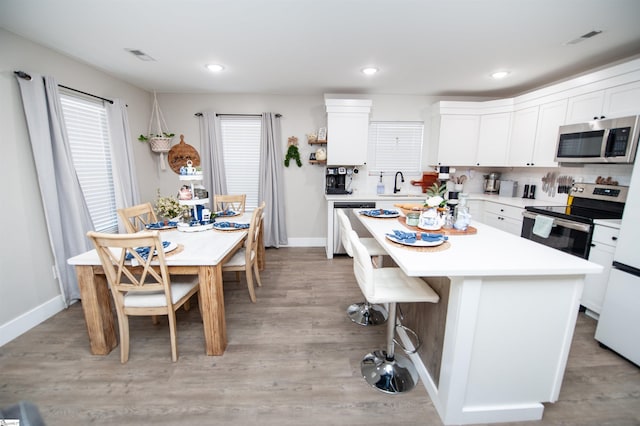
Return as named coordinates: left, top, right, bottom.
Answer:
left=0, top=29, right=150, bottom=344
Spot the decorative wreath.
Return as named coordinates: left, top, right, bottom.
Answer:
left=284, top=136, right=302, bottom=167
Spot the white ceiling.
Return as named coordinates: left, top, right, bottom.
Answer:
left=2, top=0, right=640, bottom=97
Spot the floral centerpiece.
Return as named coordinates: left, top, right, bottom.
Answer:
left=424, top=183, right=447, bottom=208
left=155, top=191, right=188, bottom=222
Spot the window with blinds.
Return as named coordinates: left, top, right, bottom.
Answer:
left=60, top=92, right=118, bottom=233
left=219, top=116, right=261, bottom=210
left=367, top=121, right=424, bottom=174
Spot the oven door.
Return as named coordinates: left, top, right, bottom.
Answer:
left=521, top=211, right=593, bottom=259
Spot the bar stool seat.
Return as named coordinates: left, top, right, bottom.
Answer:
left=336, top=209, right=388, bottom=326
left=348, top=230, right=440, bottom=394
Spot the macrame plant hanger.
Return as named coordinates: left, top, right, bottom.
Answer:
left=147, top=91, right=173, bottom=170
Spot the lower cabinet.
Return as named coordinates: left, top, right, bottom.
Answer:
left=483, top=202, right=524, bottom=236
left=582, top=224, right=619, bottom=317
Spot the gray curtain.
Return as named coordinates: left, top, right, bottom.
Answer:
left=259, top=113, right=288, bottom=247
left=199, top=112, right=227, bottom=196
left=16, top=74, right=94, bottom=306
left=107, top=99, right=140, bottom=233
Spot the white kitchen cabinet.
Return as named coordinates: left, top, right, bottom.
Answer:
left=566, top=80, right=640, bottom=124
left=582, top=224, right=619, bottom=318
left=508, top=106, right=539, bottom=166
left=531, top=99, right=567, bottom=167
left=483, top=202, right=524, bottom=236
left=508, top=99, right=567, bottom=167
left=476, top=112, right=511, bottom=166
left=434, top=114, right=479, bottom=166
left=325, top=98, right=372, bottom=166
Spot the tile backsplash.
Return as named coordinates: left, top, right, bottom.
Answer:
left=344, top=163, right=634, bottom=203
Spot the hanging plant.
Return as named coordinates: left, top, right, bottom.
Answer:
left=140, top=92, right=175, bottom=170
left=284, top=136, right=302, bottom=167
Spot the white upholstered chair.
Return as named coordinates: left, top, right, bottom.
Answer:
left=336, top=209, right=388, bottom=326
left=349, top=230, right=440, bottom=394
left=87, top=230, right=200, bottom=363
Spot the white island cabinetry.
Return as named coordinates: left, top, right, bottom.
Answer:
left=355, top=215, right=602, bottom=426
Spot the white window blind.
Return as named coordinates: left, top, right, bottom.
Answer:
left=60, top=92, right=118, bottom=233
left=220, top=116, right=261, bottom=210
left=367, top=121, right=423, bottom=174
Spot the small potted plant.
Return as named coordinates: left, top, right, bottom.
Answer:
left=140, top=92, right=175, bottom=154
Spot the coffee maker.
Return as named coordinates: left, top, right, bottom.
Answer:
left=326, top=167, right=352, bottom=194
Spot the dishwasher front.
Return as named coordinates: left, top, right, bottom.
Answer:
left=333, top=201, right=376, bottom=255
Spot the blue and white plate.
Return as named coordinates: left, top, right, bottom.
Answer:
left=215, top=210, right=240, bottom=217
left=213, top=222, right=250, bottom=231
left=385, top=230, right=447, bottom=247
left=359, top=209, right=400, bottom=218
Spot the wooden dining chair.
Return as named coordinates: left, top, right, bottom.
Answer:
left=213, top=194, right=246, bottom=213
left=222, top=201, right=266, bottom=303
left=117, top=202, right=158, bottom=233
left=87, top=230, right=200, bottom=363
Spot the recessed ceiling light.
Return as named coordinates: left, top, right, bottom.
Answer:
left=491, top=71, right=510, bottom=80
left=206, top=64, right=225, bottom=72
left=361, top=67, right=379, bottom=75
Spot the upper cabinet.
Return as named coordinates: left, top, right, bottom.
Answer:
left=476, top=112, right=512, bottom=167
left=430, top=100, right=512, bottom=167
left=325, top=98, right=372, bottom=165
left=502, top=99, right=567, bottom=168
left=566, top=80, right=640, bottom=124
left=435, top=114, right=479, bottom=166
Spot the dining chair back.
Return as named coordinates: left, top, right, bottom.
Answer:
left=213, top=194, right=246, bottom=213
left=86, top=230, right=200, bottom=363
left=222, top=201, right=266, bottom=302
left=117, top=202, right=158, bottom=233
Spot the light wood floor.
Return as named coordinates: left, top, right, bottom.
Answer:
left=1, top=248, right=639, bottom=425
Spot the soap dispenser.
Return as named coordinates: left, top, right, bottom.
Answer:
left=377, top=172, right=385, bottom=194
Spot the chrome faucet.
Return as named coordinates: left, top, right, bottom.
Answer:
left=393, top=171, right=405, bottom=193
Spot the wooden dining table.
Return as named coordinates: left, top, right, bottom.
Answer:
left=67, top=218, right=254, bottom=357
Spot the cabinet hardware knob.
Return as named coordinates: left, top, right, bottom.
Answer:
left=612, top=236, right=618, bottom=241
left=591, top=243, right=596, bottom=247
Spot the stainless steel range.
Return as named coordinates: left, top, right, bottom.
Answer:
left=521, top=183, right=627, bottom=259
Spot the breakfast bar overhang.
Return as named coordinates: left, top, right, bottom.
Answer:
left=355, top=214, right=603, bottom=425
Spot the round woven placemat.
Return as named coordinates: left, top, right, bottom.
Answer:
left=386, top=240, right=451, bottom=252
left=168, top=135, right=200, bottom=174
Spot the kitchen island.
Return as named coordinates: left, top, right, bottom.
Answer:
left=355, top=213, right=602, bottom=425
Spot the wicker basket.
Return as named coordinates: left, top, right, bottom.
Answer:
left=149, top=137, right=172, bottom=153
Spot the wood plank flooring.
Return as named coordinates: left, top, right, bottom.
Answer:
left=1, top=247, right=639, bottom=425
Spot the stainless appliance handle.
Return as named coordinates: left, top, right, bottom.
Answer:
left=522, top=211, right=592, bottom=233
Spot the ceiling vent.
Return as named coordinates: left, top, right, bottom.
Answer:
left=565, top=30, right=603, bottom=45
left=125, top=48, right=156, bottom=61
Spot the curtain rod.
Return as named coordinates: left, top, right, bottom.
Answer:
left=194, top=112, right=282, bottom=118
left=14, top=71, right=114, bottom=104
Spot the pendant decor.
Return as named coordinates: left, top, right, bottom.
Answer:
left=138, top=91, right=175, bottom=170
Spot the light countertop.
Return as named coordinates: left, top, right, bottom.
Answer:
left=355, top=213, right=602, bottom=277
left=325, top=192, right=565, bottom=208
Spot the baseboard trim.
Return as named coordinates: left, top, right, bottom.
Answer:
left=0, top=295, right=66, bottom=347
left=281, top=238, right=325, bottom=247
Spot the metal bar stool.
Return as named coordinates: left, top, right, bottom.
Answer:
left=336, top=209, right=388, bottom=326
left=349, top=230, right=440, bottom=394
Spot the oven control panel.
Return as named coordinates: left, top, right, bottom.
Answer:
left=572, top=183, right=628, bottom=202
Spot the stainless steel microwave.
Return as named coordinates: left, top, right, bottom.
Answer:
left=555, top=115, right=639, bottom=163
